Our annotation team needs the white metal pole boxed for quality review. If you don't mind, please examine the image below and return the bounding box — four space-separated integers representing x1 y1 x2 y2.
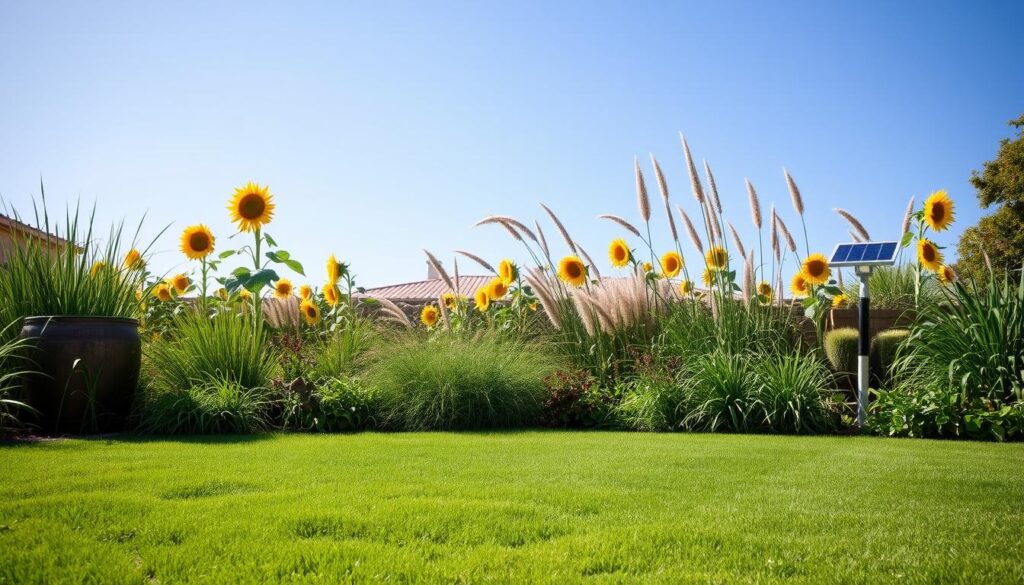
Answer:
857 270 870 427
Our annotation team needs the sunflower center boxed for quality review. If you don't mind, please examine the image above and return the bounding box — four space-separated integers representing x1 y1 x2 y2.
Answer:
931 204 945 222
189 232 211 251
614 248 626 261
238 193 267 220
923 246 935 262
566 263 581 278
807 260 825 277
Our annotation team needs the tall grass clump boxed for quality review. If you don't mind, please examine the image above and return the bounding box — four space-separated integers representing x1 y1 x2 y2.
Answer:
872 271 1024 440
0 323 38 435
840 265 939 311
137 378 274 434
755 352 834 434
0 197 157 344
370 332 560 430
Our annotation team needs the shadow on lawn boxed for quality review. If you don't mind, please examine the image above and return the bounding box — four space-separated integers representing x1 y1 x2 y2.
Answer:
0 432 277 448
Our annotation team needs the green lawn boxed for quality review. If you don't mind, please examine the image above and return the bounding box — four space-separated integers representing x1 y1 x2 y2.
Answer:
1 433 1022 584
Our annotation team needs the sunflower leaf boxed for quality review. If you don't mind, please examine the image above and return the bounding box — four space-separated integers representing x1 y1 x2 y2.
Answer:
824 286 842 295
232 266 251 278
219 250 237 259
263 233 278 247
243 269 280 292
900 232 914 248
265 251 305 275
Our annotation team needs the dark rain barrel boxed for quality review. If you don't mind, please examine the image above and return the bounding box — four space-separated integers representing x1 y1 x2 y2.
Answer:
19 316 141 434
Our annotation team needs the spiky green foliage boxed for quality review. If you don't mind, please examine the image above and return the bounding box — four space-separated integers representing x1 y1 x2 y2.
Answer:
840 265 940 311
307 318 375 382
682 350 757 432
0 323 38 435
823 327 859 375
661 300 795 360
615 376 686 432
370 332 561 430
755 352 835 434
137 378 273 434
144 311 279 393
0 197 158 345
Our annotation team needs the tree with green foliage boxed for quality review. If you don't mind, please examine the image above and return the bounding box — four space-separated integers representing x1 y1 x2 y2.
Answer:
956 114 1024 283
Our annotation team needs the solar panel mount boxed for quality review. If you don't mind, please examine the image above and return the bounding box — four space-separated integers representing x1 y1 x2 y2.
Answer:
829 241 899 267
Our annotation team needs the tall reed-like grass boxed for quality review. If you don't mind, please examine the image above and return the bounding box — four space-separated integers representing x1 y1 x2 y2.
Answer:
0 323 38 434
0 197 160 343
840 265 940 311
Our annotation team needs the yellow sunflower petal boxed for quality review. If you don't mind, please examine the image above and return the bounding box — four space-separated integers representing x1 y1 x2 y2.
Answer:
558 256 588 287
923 189 954 232
180 224 215 260
228 181 274 232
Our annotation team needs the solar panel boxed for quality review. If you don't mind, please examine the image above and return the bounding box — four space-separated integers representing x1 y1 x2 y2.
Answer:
829 241 899 267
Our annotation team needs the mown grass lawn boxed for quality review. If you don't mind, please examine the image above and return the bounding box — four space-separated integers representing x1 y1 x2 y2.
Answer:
1 432 1022 584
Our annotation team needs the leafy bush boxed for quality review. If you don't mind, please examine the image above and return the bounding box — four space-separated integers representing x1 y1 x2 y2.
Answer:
872 271 1024 440
137 378 273 434
279 377 378 432
616 375 686 432
824 327 858 377
871 329 908 384
540 370 615 428
370 333 560 430
145 311 279 393
755 353 834 434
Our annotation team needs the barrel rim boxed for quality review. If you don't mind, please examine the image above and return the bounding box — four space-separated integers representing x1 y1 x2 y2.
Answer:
21 315 140 327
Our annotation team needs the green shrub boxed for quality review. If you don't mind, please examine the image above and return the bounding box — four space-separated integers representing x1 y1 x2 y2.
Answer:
307 319 375 381
137 378 273 434
871 329 908 384
370 333 560 430
754 353 834 434
840 265 940 310
662 301 795 361
682 350 757 433
539 370 615 428
872 270 1024 440
616 375 686 432
145 311 279 393
0 199 154 345
279 377 378 432
823 327 858 376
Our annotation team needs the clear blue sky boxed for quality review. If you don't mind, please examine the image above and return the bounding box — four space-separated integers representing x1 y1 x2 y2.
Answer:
2 1 1022 288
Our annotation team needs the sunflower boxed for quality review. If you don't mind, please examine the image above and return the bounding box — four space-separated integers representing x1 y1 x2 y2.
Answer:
420 304 440 328
937 265 956 286
228 181 275 232
800 253 831 285
168 273 190 295
442 292 458 309
123 249 144 271
528 301 538 312
487 277 509 300
790 274 810 298
323 283 341 306
474 287 490 312
180 224 215 260
705 246 727 271
679 279 694 296
239 289 253 302
917 239 943 272
299 284 313 300
923 189 954 232
702 267 714 287
326 254 341 285
152 283 173 302
217 288 229 301
660 251 683 278
558 256 588 287
832 293 848 308
757 281 773 303
608 239 631 268
273 278 294 299
299 299 321 325
89 261 107 277
642 262 653 273
498 259 518 285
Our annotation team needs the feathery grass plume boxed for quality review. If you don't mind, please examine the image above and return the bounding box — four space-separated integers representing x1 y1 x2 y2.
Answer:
534 220 551 260
784 168 804 215
837 268 845 289
742 250 755 303
705 200 721 243
727 221 746 259
575 241 601 280
437 294 450 330
901 196 915 235
571 292 597 336
263 297 300 330
849 230 863 243
455 250 495 273
474 215 538 243
525 269 561 329
745 179 762 229
634 158 651 222
452 257 461 297
834 208 871 241
677 205 704 254
423 249 456 292
775 215 797 253
703 159 722 214
679 133 706 204
651 154 679 242
597 214 642 237
540 202 578 254
368 295 413 328
982 245 993 273
769 204 779 257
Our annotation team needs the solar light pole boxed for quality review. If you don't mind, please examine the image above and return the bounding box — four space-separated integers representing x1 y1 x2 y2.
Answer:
828 241 899 429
